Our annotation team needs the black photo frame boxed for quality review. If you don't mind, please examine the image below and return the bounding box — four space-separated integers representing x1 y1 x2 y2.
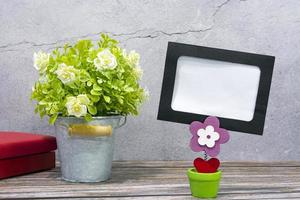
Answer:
157 42 275 135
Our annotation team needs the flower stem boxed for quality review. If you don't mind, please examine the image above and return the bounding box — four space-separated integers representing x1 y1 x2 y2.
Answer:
204 151 208 161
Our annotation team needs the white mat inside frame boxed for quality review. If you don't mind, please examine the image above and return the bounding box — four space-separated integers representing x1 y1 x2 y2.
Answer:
171 56 261 122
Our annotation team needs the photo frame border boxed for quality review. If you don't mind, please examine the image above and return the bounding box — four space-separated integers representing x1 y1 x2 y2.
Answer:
157 42 275 135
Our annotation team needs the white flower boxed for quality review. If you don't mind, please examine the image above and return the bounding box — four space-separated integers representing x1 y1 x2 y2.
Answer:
55 63 78 84
127 50 143 78
66 95 90 117
197 125 220 148
127 50 140 67
93 49 117 71
77 94 90 105
33 51 50 73
134 66 143 79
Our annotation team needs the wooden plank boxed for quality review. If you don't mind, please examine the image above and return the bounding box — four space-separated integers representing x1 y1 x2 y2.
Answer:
0 161 299 199
112 161 300 168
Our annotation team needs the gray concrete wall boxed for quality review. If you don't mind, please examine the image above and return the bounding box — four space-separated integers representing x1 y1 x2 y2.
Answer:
1 0 299 161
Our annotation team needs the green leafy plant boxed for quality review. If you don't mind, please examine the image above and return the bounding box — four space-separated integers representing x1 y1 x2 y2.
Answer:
31 34 148 124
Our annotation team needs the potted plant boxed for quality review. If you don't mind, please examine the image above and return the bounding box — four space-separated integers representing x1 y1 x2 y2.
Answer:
187 116 230 198
31 34 148 182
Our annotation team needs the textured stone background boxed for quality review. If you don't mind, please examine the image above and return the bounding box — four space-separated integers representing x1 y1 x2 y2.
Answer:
1 0 299 161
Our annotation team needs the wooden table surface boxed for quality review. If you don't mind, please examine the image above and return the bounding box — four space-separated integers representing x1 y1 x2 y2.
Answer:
0 161 299 199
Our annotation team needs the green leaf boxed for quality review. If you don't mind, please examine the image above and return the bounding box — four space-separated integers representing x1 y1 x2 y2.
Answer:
103 96 111 103
117 97 124 104
124 86 134 92
84 113 93 121
49 114 58 125
38 100 48 105
97 79 103 84
88 105 97 115
88 95 100 102
93 84 102 91
34 106 39 114
91 89 101 96
87 81 93 87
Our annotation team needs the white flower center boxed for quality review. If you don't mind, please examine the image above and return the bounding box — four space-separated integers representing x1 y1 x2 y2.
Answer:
197 125 220 148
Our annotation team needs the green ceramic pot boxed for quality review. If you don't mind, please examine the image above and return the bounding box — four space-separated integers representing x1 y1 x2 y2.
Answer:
187 168 221 198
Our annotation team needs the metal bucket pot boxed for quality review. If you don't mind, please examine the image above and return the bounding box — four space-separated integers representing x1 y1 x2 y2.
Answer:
55 116 126 182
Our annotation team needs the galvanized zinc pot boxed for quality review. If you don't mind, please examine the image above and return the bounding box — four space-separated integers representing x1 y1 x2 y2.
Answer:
55 116 126 182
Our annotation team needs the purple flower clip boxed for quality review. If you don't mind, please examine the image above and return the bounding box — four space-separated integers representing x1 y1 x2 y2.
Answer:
189 116 230 157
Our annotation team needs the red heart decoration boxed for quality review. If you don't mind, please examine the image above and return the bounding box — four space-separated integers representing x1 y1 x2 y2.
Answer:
193 157 220 173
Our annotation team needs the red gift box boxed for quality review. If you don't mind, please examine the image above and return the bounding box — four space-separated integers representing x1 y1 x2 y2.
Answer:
0 131 57 179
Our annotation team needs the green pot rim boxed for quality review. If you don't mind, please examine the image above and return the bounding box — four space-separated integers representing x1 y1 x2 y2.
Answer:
187 168 221 181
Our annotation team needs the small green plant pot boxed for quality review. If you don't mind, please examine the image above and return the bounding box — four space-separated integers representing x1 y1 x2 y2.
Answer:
187 168 222 198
